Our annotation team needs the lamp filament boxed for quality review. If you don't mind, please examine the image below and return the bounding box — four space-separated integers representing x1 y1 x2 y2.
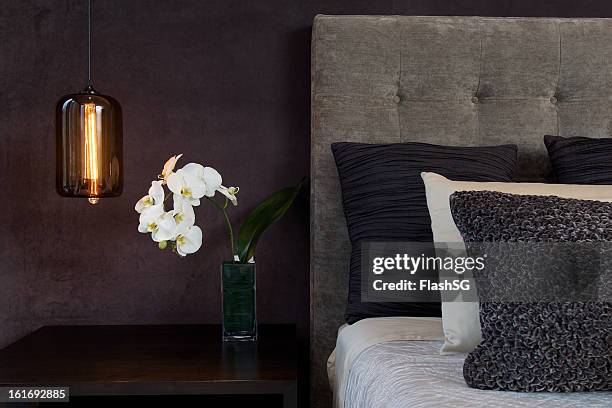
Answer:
84 103 99 204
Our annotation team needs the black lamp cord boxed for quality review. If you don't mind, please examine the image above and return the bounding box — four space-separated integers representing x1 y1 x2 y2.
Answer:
87 0 92 86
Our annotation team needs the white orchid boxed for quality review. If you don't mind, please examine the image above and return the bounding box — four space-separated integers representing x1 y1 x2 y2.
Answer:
167 163 224 207
173 194 196 232
167 164 205 206
201 166 223 196
154 211 181 242
137 204 164 234
134 180 164 213
218 186 239 206
160 154 183 183
176 225 203 256
138 205 183 243
136 155 242 258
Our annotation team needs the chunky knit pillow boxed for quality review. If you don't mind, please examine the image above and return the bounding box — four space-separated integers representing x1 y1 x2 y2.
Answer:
450 190 611 392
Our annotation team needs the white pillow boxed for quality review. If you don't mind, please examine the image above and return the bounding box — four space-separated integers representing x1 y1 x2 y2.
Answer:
421 172 612 354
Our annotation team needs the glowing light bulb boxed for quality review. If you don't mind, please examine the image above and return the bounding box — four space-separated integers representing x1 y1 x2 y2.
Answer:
56 85 123 202
83 103 99 203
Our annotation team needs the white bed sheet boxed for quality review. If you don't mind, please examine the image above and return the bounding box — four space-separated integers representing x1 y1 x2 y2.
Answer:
329 317 612 408
328 316 444 408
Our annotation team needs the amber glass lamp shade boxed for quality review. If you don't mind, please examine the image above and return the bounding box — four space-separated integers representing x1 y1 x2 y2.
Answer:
56 85 123 204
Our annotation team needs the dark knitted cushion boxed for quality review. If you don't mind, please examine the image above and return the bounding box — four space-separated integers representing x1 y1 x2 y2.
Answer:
545 135 612 185
332 142 518 324
450 191 611 392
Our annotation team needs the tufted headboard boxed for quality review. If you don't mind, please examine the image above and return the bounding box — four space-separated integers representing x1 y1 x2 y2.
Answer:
309 15 611 407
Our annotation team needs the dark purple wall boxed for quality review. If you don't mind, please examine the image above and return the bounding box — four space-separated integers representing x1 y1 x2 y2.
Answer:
1 0 610 366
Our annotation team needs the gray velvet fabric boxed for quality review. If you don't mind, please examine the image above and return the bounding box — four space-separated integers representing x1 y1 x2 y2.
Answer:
310 15 612 407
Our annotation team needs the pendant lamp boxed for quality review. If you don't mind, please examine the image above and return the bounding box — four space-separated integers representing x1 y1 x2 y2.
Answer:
56 0 123 205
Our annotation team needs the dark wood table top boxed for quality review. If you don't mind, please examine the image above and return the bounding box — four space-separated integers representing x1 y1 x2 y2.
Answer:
0 324 297 397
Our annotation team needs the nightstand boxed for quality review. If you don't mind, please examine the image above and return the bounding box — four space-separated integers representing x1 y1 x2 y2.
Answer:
0 324 297 407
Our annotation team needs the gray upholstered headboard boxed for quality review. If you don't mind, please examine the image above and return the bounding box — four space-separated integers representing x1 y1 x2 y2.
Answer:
309 15 611 407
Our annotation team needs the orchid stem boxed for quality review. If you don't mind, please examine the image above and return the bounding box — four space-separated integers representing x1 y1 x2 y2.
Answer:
206 196 236 262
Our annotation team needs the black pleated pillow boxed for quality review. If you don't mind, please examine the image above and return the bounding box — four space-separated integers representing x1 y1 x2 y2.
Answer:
331 142 518 324
544 135 612 184
451 191 611 393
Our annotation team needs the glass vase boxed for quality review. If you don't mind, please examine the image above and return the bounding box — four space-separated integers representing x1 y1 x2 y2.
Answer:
221 262 257 341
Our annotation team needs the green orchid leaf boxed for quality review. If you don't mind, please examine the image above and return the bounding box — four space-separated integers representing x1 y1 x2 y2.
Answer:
236 179 304 263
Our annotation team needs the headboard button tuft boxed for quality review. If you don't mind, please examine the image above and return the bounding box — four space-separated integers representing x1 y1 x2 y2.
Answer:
393 95 401 103
550 96 558 104
471 96 479 104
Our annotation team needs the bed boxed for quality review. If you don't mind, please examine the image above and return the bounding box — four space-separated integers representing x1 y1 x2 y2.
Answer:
329 317 611 408
309 15 612 408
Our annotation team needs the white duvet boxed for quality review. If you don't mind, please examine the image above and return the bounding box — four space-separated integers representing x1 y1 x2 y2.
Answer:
329 317 612 408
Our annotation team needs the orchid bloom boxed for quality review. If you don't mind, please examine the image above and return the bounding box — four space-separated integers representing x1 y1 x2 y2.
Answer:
151 211 179 242
167 165 206 206
218 186 239 206
173 194 196 232
137 155 239 258
137 204 164 234
160 154 183 183
176 225 203 256
201 166 223 196
167 163 223 206
135 181 164 213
